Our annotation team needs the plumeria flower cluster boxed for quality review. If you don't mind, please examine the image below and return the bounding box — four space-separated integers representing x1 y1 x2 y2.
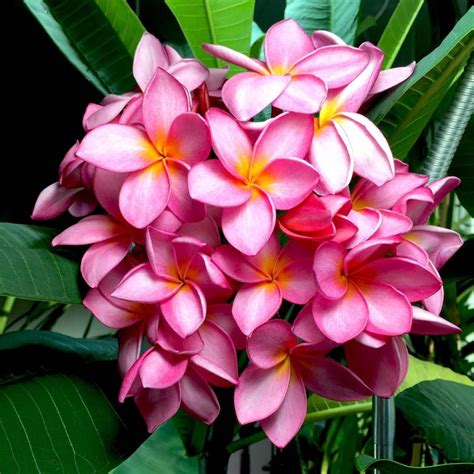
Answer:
33 19 463 448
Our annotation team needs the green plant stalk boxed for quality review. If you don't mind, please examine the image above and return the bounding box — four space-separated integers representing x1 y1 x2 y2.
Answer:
226 400 372 453
0 296 16 334
373 397 395 474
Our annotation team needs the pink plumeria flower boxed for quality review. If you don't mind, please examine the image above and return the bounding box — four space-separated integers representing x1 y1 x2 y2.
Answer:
212 234 316 335
203 19 369 120
112 229 230 338
310 43 396 194
235 320 371 447
32 143 97 220
77 68 211 228
312 238 442 343
189 109 320 255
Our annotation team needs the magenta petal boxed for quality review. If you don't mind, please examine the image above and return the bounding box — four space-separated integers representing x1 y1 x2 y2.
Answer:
295 353 372 400
207 304 247 350
222 188 276 256
312 284 369 343
260 367 307 448
119 162 171 229
135 385 181 432
313 241 348 300
211 245 265 283
234 361 291 424
118 323 144 375
161 282 207 338
139 349 188 389
112 263 181 303
222 72 290 121
345 337 408 397
272 74 327 113
233 281 282 336
292 303 337 348
78 124 157 172
180 368 220 424
119 348 151 401
276 260 316 304
257 158 320 210
191 320 238 385
411 306 461 335
247 320 295 369
32 183 81 220
81 237 131 288
346 208 382 247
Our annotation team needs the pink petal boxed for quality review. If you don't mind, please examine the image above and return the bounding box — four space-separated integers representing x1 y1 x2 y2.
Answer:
233 281 282 335
345 236 400 272
145 229 180 280
93 169 127 218
410 306 460 335
207 304 247 350
256 158 320 210
81 237 131 288
161 282 206 338
154 318 204 355
355 330 389 348
354 281 412 336
202 43 269 74
133 32 169 91
247 320 295 369
52 215 125 246
253 112 314 169
167 59 210 91
292 45 369 88
312 283 369 343
166 112 211 164
346 208 382 247
371 210 413 239
260 367 307 448
178 216 220 248
313 241 348 300
272 74 327 113
68 191 97 217
188 160 251 207
222 188 276 256
167 160 206 222
119 348 151 401
369 62 416 97
310 120 353 194
264 19 314 73
32 183 81 220
276 260 316 304
429 176 460 207
294 351 372 400
112 263 181 303
136 385 181 432
345 337 408 397
180 368 220 424
191 320 238 385
211 245 265 283
311 30 345 47
119 161 171 228
85 94 137 130
78 124 158 172
337 113 394 185
206 108 253 178
142 68 190 148
140 349 188 389
234 360 291 424
118 323 144 375
353 257 442 302
222 72 291 121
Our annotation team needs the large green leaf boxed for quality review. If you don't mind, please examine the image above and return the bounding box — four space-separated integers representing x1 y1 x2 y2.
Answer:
356 454 473 473
0 224 82 304
397 380 474 462
367 8 474 160
0 337 146 473
111 421 199 474
377 0 424 69
24 0 145 94
164 0 255 73
285 0 361 45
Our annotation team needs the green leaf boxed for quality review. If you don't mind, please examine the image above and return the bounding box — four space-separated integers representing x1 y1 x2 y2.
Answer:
111 421 199 474
356 454 473 473
24 0 145 94
0 330 117 361
164 0 256 74
306 395 372 422
377 0 425 69
0 223 82 304
367 8 474 160
172 409 208 457
397 380 474 461
450 117 474 216
0 339 146 473
285 0 361 45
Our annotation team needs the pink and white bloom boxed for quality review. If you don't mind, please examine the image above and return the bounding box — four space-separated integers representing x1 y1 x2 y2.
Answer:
78 68 211 228
212 234 316 334
235 320 371 447
189 109 319 255
203 19 369 120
